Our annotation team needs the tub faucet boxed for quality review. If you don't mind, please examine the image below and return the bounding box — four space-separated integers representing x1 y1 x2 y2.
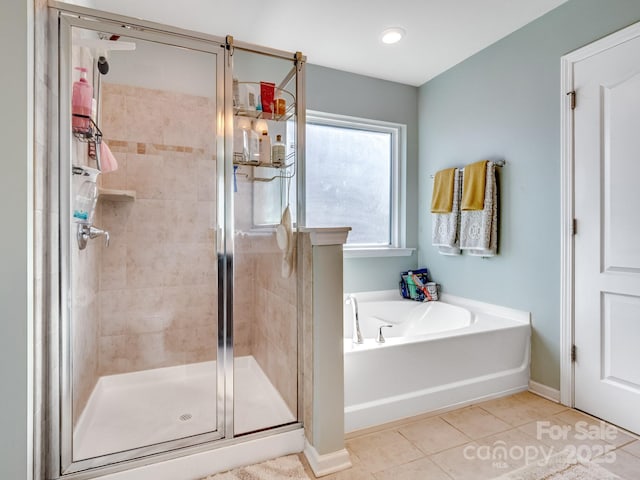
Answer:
345 294 363 344
376 325 393 344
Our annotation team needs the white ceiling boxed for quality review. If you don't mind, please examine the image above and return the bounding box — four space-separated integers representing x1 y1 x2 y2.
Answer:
65 0 569 86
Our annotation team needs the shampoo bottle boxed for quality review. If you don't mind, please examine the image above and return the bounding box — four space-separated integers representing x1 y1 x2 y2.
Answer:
259 130 271 164
271 134 285 167
72 67 93 132
274 96 286 117
248 129 260 164
234 117 252 163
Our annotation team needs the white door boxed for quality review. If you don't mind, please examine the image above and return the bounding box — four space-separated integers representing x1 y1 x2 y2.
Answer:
573 29 640 435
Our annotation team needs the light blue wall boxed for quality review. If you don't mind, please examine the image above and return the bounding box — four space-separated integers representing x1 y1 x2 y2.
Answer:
306 64 419 292
418 0 640 389
0 0 33 478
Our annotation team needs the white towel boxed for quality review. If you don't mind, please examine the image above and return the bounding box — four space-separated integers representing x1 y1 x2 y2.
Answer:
460 162 498 257
432 169 462 255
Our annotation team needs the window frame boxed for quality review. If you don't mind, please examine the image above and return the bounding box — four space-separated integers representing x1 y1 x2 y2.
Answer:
305 110 412 257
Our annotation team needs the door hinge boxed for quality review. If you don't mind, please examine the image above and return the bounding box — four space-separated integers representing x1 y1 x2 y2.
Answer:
571 344 577 362
567 91 576 110
225 35 234 51
572 218 577 235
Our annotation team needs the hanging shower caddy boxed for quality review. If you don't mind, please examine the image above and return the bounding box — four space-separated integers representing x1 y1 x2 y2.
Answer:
232 82 297 183
72 113 102 164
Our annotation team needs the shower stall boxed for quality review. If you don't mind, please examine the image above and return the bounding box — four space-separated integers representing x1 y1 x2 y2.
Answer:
48 4 305 478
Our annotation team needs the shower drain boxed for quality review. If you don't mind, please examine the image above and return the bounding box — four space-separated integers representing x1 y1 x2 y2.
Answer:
179 413 192 421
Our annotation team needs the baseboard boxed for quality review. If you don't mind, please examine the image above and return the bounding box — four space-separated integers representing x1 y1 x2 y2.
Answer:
529 380 561 403
303 441 352 477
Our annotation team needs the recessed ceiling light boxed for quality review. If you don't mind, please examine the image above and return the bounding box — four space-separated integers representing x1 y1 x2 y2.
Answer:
381 27 405 45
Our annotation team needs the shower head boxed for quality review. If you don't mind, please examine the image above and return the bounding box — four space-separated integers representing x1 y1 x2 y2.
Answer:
97 56 109 75
76 37 136 75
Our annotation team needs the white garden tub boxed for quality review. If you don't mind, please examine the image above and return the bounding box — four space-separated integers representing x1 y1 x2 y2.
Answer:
343 290 530 432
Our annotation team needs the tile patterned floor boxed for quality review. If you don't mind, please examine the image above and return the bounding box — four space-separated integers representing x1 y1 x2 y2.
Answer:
304 392 640 480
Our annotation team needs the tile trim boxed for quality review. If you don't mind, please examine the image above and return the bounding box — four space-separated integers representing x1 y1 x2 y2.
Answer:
104 138 206 155
299 227 351 246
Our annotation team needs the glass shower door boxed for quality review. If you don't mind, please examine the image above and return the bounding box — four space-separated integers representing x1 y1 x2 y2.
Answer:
230 48 299 436
54 8 304 477
59 13 225 472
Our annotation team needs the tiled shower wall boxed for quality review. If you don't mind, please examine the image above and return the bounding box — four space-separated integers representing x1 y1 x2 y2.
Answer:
71 45 102 426
233 168 298 415
252 235 298 415
98 83 218 374
234 234 256 357
97 81 297 416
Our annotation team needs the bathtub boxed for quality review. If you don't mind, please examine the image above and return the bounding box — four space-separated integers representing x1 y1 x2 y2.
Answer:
343 290 530 432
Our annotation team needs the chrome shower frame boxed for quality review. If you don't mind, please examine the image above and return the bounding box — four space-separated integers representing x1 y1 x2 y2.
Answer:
47 3 303 479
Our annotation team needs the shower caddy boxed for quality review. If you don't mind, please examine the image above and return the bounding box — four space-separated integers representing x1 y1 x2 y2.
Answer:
232 64 299 183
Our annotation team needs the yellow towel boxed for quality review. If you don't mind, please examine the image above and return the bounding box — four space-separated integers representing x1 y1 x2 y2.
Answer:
461 160 489 210
430 168 457 213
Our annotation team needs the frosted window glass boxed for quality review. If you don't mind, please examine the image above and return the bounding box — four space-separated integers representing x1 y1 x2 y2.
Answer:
306 123 392 245
252 119 297 227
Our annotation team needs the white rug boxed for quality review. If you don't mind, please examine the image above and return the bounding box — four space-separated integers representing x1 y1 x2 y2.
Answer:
201 455 311 480
496 451 621 480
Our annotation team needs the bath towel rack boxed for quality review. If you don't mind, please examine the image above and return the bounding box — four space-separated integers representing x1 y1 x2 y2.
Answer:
430 159 505 178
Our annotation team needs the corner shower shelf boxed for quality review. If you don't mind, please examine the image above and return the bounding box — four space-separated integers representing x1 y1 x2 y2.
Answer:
233 82 295 122
98 187 136 202
233 153 296 183
234 108 295 123
232 159 294 169
232 79 296 183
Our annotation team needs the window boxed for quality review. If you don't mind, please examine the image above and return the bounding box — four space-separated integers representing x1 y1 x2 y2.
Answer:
251 120 297 228
306 111 408 253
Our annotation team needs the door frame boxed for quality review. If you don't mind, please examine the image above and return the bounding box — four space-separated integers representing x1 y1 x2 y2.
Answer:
559 20 640 407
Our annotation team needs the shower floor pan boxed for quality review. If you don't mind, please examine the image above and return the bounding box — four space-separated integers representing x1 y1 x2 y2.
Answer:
73 355 296 460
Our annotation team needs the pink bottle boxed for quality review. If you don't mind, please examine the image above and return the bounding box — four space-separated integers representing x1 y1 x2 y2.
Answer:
72 67 93 132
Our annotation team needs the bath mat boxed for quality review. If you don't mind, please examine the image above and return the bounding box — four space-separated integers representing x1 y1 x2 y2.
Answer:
200 454 311 480
495 450 621 480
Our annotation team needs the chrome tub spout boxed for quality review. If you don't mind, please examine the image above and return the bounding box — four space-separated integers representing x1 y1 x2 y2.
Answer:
346 294 363 344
